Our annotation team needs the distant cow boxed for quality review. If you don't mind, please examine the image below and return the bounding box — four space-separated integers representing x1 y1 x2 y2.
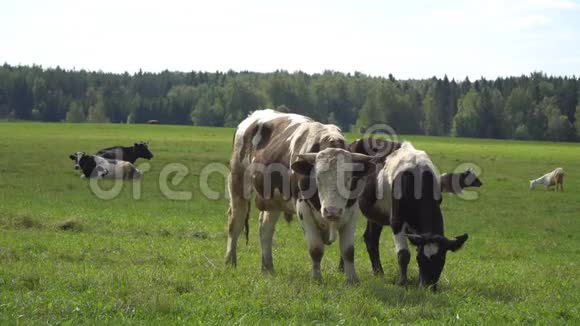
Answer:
72 153 141 179
440 168 483 193
96 142 153 163
530 168 564 191
147 120 160 124
226 109 374 284
351 140 468 290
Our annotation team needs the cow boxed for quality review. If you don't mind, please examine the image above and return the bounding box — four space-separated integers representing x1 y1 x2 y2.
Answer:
69 151 87 170
350 139 468 291
96 142 153 163
440 168 483 193
73 153 141 179
225 109 374 284
147 120 160 124
529 167 564 191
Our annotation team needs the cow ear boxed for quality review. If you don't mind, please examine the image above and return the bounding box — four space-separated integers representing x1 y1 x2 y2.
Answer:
445 234 468 252
291 160 313 176
69 155 76 160
407 234 426 246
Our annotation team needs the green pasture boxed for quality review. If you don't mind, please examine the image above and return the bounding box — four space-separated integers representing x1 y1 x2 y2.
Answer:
0 122 578 324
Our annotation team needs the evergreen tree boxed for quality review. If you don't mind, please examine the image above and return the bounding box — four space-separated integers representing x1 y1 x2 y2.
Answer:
453 87 481 138
66 101 86 123
87 98 110 123
0 63 579 142
423 90 442 135
12 77 33 120
574 104 580 139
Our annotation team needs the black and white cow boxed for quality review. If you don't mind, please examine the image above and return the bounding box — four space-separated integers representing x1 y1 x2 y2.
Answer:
70 153 141 179
440 168 483 193
69 151 87 170
96 142 153 163
226 109 374 283
351 139 468 290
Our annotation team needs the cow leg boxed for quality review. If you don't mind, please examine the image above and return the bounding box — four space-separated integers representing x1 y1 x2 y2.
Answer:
363 220 385 275
259 210 280 273
297 201 325 282
225 199 249 266
339 209 360 285
393 227 410 286
225 172 251 266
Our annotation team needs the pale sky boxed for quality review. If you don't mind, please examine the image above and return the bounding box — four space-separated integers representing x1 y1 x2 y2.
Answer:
1 0 579 80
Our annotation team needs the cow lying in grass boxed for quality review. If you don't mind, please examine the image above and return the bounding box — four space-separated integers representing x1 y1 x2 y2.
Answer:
440 168 483 193
69 152 141 179
349 138 468 290
530 168 564 191
96 142 154 163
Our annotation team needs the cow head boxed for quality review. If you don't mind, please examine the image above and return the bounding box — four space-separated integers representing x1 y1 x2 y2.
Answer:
407 233 468 290
462 168 482 187
291 148 374 221
69 152 86 170
134 142 153 160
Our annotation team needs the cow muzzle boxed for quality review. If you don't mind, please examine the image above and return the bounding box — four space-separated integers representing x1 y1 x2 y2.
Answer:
322 207 344 221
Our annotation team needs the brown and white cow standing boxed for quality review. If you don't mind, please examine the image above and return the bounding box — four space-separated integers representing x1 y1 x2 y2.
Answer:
226 109 374 283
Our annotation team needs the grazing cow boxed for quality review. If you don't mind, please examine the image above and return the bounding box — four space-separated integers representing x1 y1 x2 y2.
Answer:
74 153 141 179
96 142 153 163
440 168 483 193
226 109 374 283
530 168 564 191
351 140 468 290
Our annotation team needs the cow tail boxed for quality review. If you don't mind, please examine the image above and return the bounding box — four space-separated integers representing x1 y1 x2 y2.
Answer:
244 202 250 245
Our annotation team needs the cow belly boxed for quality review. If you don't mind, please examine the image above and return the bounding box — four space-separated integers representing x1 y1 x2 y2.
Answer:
101 164 129 179
255 192 295 215
362 175 392 225
363 200 391 226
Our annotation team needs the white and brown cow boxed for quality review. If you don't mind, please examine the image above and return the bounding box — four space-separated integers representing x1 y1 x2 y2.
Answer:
226 109 374 283
351 140 468 290
529 167 564 191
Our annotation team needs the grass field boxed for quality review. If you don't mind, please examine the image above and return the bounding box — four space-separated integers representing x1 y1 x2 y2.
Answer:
0 122 579 324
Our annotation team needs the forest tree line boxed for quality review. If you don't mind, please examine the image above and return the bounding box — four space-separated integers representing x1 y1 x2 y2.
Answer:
1 63 579 142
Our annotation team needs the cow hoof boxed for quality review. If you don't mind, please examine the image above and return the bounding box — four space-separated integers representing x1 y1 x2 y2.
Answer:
261 266 274 274
313 274 323 284
261 257 274 273
346 276 360 285
224 255 237 267
396 278 408 286
372 268 384 276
